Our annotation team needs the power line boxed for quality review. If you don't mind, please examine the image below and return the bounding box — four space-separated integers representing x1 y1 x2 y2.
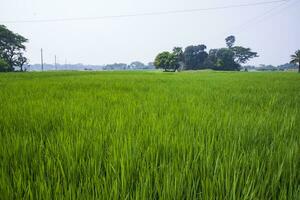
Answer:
250 0 298 23
0 0 288 24
214 0 294 39
233 0 297 34
238 3 288 28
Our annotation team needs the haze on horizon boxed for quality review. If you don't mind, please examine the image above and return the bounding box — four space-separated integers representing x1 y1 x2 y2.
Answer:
0 0 299 66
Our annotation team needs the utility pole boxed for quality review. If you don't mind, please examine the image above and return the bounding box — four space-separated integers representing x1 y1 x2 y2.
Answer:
54 55 57 70
65 58 67 70
41 48 44 71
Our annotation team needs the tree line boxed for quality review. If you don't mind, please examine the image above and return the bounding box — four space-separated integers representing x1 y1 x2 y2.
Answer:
1 24 299 73
154 36 259 72
154 36 300 72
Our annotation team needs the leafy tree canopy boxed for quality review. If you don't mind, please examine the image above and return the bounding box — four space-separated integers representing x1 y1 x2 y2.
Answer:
172 47 184 70
0 25 28 71
232 46 258 64
183 45 208 70
204 36 258 70
154 47 185 71
154 51 172 71
215 48 240 71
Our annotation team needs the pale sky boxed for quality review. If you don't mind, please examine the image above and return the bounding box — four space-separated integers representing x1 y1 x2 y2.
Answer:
0 0 299 66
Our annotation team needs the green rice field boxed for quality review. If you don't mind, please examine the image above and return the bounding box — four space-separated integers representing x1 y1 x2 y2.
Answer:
0 71 299 199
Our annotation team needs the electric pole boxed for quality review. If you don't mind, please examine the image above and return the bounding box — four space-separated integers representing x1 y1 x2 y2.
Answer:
41 48 44 71
55 55 57 70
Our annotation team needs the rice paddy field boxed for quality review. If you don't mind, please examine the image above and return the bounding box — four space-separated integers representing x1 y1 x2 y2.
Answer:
0 71 299 199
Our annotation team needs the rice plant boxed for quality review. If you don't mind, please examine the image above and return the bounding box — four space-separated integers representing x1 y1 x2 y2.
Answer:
0 71 299 199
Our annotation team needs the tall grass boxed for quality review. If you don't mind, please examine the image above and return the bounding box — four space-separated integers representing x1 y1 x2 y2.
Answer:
0 71 299 199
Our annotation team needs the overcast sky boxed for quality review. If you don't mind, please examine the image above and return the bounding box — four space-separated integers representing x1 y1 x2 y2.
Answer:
1 0 299 66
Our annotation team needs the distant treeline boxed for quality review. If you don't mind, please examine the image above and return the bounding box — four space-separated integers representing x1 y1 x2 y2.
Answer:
25 62 297 72
244 63 298 71
26 61 155 71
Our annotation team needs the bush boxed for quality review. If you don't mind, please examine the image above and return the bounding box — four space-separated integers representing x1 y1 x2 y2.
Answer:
0 59 10 72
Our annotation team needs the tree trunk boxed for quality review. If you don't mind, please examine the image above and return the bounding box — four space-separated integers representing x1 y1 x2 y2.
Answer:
9 63 14 72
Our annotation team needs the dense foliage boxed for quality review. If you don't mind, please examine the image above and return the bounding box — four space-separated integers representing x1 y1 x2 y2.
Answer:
0 71 299 199
154 36 258 71
0 25 28 72
0 58 9 72
154 48 183 71
183 45 208 70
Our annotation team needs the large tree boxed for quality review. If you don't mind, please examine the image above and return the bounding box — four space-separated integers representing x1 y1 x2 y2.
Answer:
208 36 258 70
215 48 240 71
154 48 184 72
172 47 184 70
0 25 28 71
225 35 258 65
290 50 300 73
184 45 208 70
204 49 218 69
154 52 173 71
232 46 258 64
173 47 184 60
204 48 240 71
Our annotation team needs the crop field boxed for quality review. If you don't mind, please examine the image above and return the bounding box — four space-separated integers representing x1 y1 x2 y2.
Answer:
0 71 299 199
